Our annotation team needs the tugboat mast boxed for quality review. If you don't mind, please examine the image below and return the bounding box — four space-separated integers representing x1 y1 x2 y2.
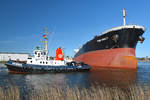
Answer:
43 28 48 56
123 8 126 26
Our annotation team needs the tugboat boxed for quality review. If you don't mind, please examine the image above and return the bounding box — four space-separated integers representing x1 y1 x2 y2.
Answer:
5 28 90 74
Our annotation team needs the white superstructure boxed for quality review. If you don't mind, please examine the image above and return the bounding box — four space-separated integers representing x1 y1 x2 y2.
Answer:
27 28 72 66
27 47 66 66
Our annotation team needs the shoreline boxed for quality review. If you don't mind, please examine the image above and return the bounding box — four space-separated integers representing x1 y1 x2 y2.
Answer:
137 60 150 62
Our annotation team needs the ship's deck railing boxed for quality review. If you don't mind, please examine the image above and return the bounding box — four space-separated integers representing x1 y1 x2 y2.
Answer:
102 25 145 34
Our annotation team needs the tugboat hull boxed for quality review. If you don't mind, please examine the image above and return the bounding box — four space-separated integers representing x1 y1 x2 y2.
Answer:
5 61 90 74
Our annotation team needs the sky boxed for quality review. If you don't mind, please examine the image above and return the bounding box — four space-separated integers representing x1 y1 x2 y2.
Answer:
0 0 150 57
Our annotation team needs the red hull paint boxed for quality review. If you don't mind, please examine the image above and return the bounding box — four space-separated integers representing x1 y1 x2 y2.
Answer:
74 48 137 70
9 70 29 74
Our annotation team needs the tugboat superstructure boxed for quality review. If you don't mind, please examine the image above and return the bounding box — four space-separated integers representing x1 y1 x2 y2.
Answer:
27 28 67 66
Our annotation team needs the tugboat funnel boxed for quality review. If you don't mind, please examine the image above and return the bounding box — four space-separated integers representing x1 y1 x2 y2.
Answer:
56 47 64 61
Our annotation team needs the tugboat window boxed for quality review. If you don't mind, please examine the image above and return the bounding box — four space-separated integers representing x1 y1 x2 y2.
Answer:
40 62 42 64
30 61 32 63
35 52 37 54
46 62 48 64
38 53 40 57
43 62 45 64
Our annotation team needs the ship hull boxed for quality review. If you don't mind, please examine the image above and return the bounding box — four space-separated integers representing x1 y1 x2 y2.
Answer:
74 25 145 70
74 48 137 70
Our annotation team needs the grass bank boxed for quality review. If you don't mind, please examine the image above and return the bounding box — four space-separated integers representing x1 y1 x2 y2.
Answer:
0 84 150 100
0 61 7 64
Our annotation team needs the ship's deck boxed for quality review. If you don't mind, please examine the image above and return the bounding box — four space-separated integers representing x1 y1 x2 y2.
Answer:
102 25 145 34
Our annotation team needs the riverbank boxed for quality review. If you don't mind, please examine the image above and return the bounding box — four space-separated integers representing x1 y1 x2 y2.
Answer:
0 84 150 100
137 57 150 62
0 61 6 64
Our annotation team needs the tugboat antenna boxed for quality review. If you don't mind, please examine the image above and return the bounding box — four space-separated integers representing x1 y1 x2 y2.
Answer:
123 8 126 26
43 27 48 55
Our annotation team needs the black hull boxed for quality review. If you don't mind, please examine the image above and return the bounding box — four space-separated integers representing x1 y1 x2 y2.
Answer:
5 61 90 74
75 26 145 58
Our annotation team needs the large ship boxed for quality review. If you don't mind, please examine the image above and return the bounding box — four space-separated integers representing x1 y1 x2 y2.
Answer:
74 8 145 70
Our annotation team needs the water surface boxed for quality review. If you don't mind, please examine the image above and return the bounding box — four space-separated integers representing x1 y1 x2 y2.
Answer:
0 62 150 97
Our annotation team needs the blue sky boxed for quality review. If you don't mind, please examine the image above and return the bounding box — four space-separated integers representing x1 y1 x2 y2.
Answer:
0 0 149 57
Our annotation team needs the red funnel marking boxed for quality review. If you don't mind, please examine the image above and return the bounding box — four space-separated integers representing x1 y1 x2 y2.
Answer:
56 48 64 61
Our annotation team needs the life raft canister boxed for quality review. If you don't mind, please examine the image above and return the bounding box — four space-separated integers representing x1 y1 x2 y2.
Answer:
56 48 64 61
